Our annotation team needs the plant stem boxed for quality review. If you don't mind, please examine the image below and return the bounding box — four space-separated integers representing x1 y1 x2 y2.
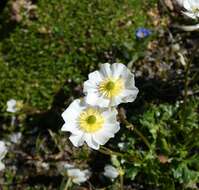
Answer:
182 43 198 126
99 146 139 163
133 127 150 149
64 178 71 190
98 147 112 156
183 57 191 114
122 119 150 149
100 146 124 157
119 172 124 190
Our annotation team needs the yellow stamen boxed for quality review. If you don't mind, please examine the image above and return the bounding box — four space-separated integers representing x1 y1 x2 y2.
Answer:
99 78 124 98
193 7 199 13
79 108 104 133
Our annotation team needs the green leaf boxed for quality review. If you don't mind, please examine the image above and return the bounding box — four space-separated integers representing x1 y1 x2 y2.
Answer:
126 167 139 180
173 163 199 184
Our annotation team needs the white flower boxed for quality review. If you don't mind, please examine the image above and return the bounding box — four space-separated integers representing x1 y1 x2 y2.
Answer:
57 162 74 173
6 99 17 113
64 163 75 169
40 162 49 170
57 162 91 184
61 99 120 150
182 0 199 19
103 165 119 179
67 168 91 184
0 141 8 171
9 132 22 144
11 116 16 126
177 24 199 31
83 63 138 108
118 142 125 150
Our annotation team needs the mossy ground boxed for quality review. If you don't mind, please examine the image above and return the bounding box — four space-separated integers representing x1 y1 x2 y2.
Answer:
0 0 154 110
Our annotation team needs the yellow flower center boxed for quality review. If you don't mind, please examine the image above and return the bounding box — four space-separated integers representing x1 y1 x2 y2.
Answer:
193 7 199 14
16 101 23 111
99 78 124 98
79 108 104 133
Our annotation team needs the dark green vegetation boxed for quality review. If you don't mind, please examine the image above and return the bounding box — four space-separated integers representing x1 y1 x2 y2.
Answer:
0 0 198 189
0 0 152 110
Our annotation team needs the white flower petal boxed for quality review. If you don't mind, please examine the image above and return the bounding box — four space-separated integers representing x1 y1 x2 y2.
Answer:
112 63 126 78
94 127 118 145
84 93 98 105
0 141 7 171
0 141 7 160
9 132 22 144
183 0 192 10
182 11 197 19
6 99 17 113
88 71 103 85
67 168 90 184
121 88 139 103
84 93 109 108
124 72 135 87
84 134 100 150
69 133 85 147
61 123 82 135
93 109 120 145
177 24 199 31
111 96 123 107
105 123 120 134
102 109 118 124
83 81 98 94
93 131 112 145
64 163 74 169
61 99 86 135
0 162 5 171
103 165 119 179
73 176 87 184
193 0 199 5
118 142 125 150
62 99 84 123
100 63 112 77
67 168 82 177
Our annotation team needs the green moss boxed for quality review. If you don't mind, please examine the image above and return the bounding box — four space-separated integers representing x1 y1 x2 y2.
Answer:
0 0 155 110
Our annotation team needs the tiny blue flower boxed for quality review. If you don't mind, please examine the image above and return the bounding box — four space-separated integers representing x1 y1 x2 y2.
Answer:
136 28 151 39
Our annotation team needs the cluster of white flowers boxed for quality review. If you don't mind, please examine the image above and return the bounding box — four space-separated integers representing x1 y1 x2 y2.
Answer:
9 132 22 144
175 0 199 31
67 168 91 184
61 63 138 150
59 162 91 184
59 162 118 184
181 0 199 19
6 99 23 113
0 141 7 171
